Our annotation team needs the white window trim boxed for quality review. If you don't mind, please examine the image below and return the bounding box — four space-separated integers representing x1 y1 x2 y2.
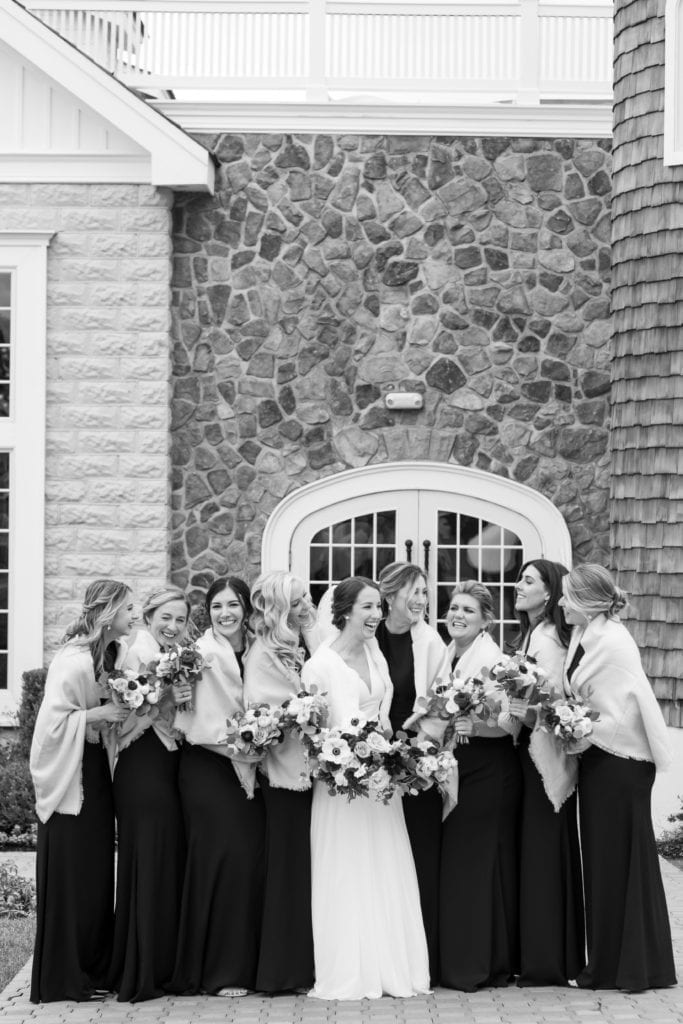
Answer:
262 461 573 572
0 230 52 725
664 0 683 165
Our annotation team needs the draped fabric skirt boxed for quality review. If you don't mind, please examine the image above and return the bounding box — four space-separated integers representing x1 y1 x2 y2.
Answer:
31 741 115 1003
440 736 522 991
255 777 314 993
109 729 185 1002
171 744 266 994
517 730 585 985
402 785 442 986
577 746 676 992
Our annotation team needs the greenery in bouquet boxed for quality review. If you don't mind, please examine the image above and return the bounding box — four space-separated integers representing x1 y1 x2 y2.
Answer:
538 697 599 752
152 641 207 712
411 673 496 745
396 733 458 796
279 686 329 737
105 668 164 717
224 702 285 760
304 716 404 805
489 652 553 705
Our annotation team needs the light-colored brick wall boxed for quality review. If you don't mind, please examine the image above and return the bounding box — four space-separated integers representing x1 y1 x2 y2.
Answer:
0 183 174 656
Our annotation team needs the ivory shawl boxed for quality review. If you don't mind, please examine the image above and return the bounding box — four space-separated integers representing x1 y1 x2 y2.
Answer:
117 629 178 753
301 641 394 731
242 636 309 791
565 614 672 771
409 619 448 708
30 640 125 823
525 621 577 813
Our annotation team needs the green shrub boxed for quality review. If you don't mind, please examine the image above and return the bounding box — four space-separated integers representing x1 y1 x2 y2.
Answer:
656 797 683 860
0 861 36 918
0 747 36 840
16 668 46 759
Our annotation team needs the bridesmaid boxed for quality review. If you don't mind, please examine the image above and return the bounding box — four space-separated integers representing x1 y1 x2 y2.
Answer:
560 564 676 992
30 580 132 1002
243 570 316 993
171 577 265 997
376 561 446 985
511 559 585 986
433 582 521 991
109 586 192 1002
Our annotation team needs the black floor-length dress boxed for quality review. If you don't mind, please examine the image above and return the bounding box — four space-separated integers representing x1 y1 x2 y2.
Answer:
31 741 115 1003
109 728 185 1002
254 777 314 992
577 746 676 991
171 744 265 994
440 735 522 990
377 620 441 985
517 727 585 985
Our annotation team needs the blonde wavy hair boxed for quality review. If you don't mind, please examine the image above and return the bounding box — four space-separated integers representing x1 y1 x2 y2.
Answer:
563 563 628 620
62 578 132 676
250 570 314 670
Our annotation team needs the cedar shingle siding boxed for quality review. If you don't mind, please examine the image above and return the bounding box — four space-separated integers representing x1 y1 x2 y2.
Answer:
612 0 683 722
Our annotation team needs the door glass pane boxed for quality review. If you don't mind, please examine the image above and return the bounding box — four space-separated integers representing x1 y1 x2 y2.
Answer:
307 510 397 606
435 510 522 651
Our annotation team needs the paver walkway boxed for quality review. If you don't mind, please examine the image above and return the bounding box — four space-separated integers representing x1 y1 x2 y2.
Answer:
2 859 683 1024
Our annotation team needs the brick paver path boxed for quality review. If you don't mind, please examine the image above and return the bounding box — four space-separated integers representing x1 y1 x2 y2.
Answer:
3 859 682 1024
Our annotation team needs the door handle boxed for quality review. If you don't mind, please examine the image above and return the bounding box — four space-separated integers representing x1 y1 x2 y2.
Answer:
423 540 431 573
404 539 413 563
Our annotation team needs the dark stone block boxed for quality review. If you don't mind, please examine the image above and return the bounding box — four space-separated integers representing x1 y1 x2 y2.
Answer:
322 209 344 239
206 284 231 324
554 383 572 403
576 398 606 424
435 330 458 354
541 358 570 381
440 310 468 330
485 248 509 270
231 251 255 270
564 172 585 200
537 193 563 211
172 257 192 288
193 256 209 284
238 439 260 464
546 331 575 358
522 379 552 402
452 433 478 465
570 198 602 226
364 221 391 244
557 426 608 461
555 139 575 159
327 153 345 177
454 246 482 269
207 470 231 495
464 412 498 435
539 272 562 292
279 420 304 440
412 293 439 315
581 370 610 397
355 384 380 409
258 399 283 427
510 231 538 252
259 233 282 261
472 309 497 330
483 178 505 204
235 338 261 360
515 455 539 481
518 335 540 353
299 342 330 375
481 138 510 161
215 218 242 247
424 224 445 246
383 261 419 287
527 152 563 192
185 473 211 508
449 225 476 246
425 357 466 394
376 241 404 273
365 152 387 179
546 209 573 234
279 385 296 414
309 443 337 469
215 135 245 163
274 138 311 170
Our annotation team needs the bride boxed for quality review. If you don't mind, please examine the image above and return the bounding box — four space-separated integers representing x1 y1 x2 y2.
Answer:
301 576 430 1000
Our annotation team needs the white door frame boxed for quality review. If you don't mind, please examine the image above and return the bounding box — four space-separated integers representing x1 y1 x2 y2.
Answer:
262 461 573 571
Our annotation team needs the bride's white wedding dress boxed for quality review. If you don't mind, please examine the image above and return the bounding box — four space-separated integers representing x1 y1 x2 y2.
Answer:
302 644 430 1000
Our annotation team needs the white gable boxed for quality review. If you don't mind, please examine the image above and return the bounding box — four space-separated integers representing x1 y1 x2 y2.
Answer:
0 0 213 190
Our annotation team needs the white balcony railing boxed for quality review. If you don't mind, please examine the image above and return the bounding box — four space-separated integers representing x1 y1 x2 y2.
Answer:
27 0 613 105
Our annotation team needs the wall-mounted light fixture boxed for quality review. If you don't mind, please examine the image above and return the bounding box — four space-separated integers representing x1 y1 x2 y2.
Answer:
384 392 424 411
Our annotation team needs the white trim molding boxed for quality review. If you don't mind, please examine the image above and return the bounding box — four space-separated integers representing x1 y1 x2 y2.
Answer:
664 0 683 164
0 230 53 725
0 0 214 190
155 99 612 138
262 461 573 572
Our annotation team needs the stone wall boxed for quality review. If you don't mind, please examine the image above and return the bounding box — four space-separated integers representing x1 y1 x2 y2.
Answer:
171 134 613 600
0 183 173 651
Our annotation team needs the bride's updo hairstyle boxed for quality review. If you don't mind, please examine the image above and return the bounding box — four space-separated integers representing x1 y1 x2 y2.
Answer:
449 580 496 631
331 577 379 631
563 563 628 620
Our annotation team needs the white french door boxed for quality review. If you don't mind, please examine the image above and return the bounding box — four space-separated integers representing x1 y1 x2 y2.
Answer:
265 462 572 650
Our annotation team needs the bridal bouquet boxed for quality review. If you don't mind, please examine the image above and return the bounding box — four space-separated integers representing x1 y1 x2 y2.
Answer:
223 702 285 759
304 716 404 805
489 652 552 706
152 641 207 712
105 668 164 717
410 673 496 745
279 686 329 737
396 734 458 797
538 697 599 753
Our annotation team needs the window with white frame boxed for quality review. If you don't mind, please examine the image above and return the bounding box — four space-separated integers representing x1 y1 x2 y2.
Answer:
0 233 50 723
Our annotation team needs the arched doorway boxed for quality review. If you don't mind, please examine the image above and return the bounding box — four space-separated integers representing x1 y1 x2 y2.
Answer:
262 462 572 648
